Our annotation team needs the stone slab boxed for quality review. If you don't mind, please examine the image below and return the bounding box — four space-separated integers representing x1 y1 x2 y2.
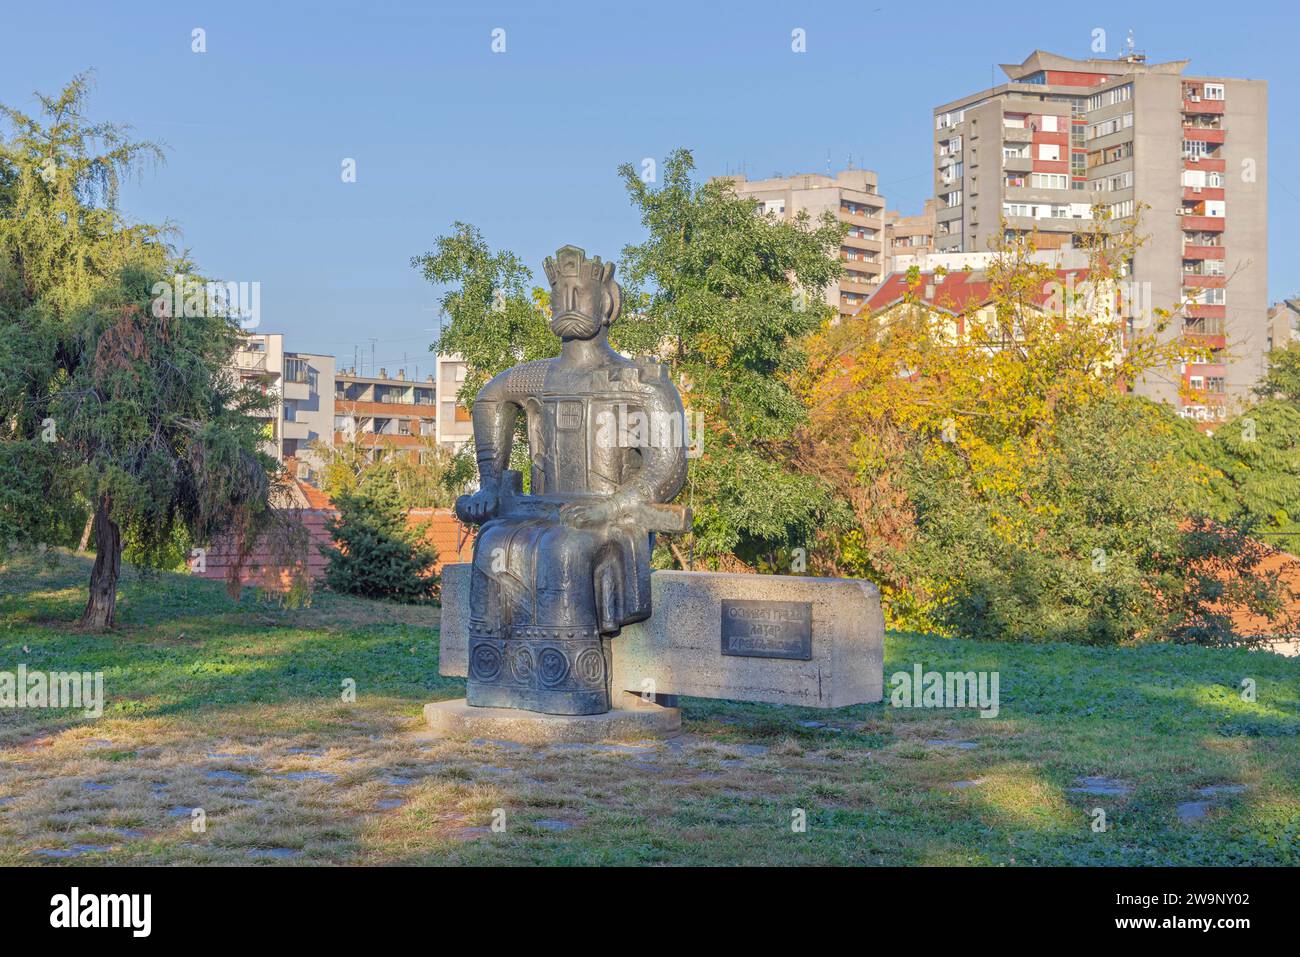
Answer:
437 563 883 709
424 697 681 744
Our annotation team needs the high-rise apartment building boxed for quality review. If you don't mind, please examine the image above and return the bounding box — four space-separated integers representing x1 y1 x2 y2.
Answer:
932 50 1268 419
720 170 887 320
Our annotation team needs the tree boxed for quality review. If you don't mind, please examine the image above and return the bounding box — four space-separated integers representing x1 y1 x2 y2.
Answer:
413 149 852 571
796 218 1290 644
0 75 276 628
1179 340 1300 554
320 469 439 603
313 433 471 509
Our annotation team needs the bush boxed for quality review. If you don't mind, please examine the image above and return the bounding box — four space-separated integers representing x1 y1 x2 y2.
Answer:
320 471 438 603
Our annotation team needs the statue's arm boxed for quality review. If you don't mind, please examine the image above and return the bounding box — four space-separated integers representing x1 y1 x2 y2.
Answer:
611 378 688 510
456 368 522 523
471 375 519 491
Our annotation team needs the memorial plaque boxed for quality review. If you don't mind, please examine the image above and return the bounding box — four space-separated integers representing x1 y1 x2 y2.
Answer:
720 600 813 660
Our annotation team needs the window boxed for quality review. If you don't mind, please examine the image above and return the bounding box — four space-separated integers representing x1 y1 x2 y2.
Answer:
284 357 309 384
1032 172 1068 190
1086 113 1133 141
1086 83 1132 111
1205 200 1225 217
1183 140 1209 158
1203 83 1224 100
946 190 962 208
1038 143 1060 162
1041 114 1059 133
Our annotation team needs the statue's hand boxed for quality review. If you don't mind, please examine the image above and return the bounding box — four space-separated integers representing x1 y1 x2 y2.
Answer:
560 499 617 528
456 487 499 525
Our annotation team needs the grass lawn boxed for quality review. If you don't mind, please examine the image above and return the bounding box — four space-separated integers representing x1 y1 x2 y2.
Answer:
1 550 1297 866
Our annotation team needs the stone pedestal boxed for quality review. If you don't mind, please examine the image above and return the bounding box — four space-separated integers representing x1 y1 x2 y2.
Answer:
424 695 680 744
437 563 884 710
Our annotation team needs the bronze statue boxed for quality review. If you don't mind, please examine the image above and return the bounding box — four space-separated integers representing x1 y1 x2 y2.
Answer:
454 245 689 715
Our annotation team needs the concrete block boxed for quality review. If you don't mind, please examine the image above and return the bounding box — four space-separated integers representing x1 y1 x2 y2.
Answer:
437 564 883 710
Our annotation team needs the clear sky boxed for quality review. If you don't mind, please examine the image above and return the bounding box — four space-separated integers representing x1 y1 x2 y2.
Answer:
3 0 1297 375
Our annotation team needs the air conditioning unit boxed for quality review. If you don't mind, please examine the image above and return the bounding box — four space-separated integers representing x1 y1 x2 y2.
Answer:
1189 156 1200 163
1193 187 1202 193
1189 94 1201 102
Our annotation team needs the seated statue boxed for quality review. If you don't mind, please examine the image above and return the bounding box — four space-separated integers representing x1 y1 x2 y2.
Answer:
454 245 689 715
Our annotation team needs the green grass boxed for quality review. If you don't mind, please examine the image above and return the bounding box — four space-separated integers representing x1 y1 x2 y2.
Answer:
1 550 1297 865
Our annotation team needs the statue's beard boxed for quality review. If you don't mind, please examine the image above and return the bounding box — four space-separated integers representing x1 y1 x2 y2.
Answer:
551 313 602 340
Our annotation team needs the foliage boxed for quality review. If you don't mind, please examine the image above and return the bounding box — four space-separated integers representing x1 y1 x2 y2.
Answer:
797 221 1289 644
321 469 438 603
0 75 276 627
313 433 470 509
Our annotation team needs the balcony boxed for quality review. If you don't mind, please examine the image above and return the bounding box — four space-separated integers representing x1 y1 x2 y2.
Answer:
1183 98 1225 114
282 380 310 401
838 209 882 229
1181 215 1225 232
1183 127 1226 144
841 234 882 254
1185 304 1226 320
1002 155 1033 173
1182 272 1226 288
1182 186 1224 202
1183 157 1225 173
1003 127 1034 143
234 351 270 373
1185 315 1226 335
840 271 878 290
281 419 310 440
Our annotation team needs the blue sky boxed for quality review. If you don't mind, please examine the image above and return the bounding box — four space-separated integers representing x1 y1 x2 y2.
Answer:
3 0 1297 374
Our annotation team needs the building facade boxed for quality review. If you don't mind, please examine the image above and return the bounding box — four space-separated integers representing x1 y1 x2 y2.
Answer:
1268 298 1300 355
932 50 1268 419
719 170 887 320
884 199 938 274
333 354 471 460
232 334 335 472
234 336 471 481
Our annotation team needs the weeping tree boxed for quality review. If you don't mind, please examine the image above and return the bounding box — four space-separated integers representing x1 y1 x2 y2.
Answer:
1 74 277 628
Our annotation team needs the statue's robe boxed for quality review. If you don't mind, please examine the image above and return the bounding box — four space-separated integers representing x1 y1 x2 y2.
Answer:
462 355 688 714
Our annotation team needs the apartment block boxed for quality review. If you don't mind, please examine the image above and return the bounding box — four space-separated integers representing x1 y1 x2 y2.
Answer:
720 170 887 319
884 199 938 273
333 354 471 460
233 334 335 472
932 50 1268 419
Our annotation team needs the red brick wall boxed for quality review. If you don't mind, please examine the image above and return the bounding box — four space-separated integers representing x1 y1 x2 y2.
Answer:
194 506 473 590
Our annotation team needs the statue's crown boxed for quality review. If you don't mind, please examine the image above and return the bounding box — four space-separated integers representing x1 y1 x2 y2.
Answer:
543 244 614 293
